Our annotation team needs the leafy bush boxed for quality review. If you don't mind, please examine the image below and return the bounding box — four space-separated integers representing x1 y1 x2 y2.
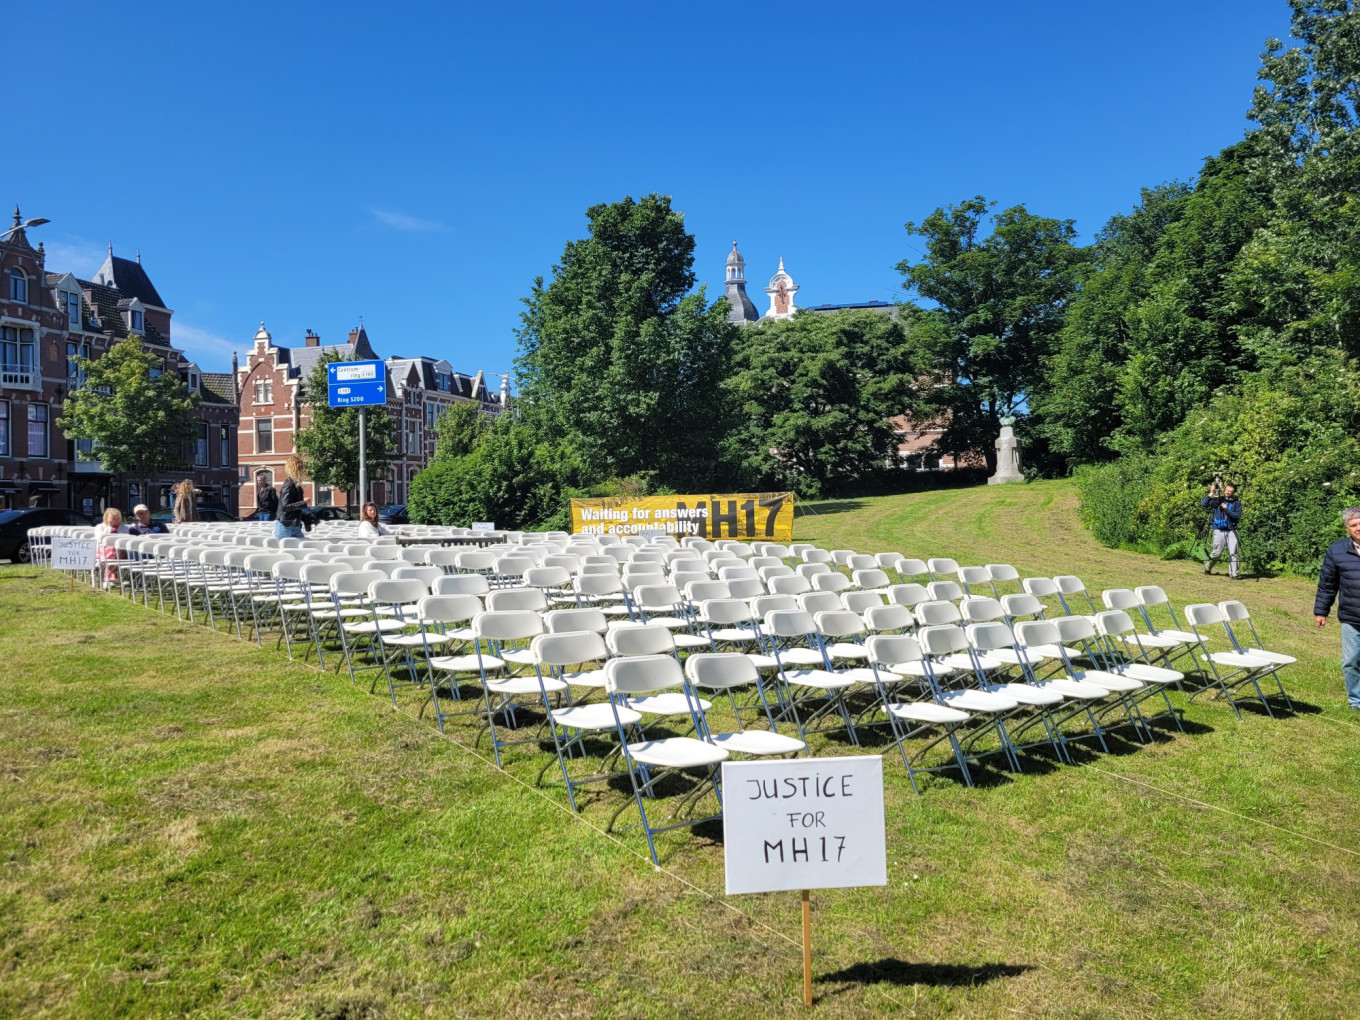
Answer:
1077 351 1360 575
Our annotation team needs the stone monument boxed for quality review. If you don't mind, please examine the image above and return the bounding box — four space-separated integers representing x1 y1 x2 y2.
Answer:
988 416 1024 485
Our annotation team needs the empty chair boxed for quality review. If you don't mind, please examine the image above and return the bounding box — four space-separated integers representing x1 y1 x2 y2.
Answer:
987 563 1020 588
575 572 633 618
897 558 930 580
717 565 759 583
852 568 891 594
926 580 964 602
801 548 833 565
426 548 461 573
888 583 931 609
725 576 766 600
685 653 806 757
830 549 856 567
796 562 833 581
684 579 732 605
361 559 402 577
812 572 853 594
486 587 549 613
433 573 491 597
525 565 575 605
544 607 609 636
927 557 959 578
696 599 775 669
915 624 1022 772
1134 586 1201 644
632 585 709 649
1022 576 1062 601
963 622 1070 762
1053 575 1097 614
798 591 845 618
845 554 878 571
462 610 555 767
1092 610 1186 731
1045 616 1151 743
957 566 996 597
1218 600 1297 692
757 564 795 582
769 574 813 596
863 603 916 635
1183 603 1283 718
1101 589 1189 661
749 556 783 571
763 608 857 742
392 564 444 589
398 547 430 564
843 590 886 615
606 622 680 659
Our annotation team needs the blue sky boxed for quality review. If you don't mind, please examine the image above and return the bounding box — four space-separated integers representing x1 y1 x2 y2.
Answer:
11 0 1293 377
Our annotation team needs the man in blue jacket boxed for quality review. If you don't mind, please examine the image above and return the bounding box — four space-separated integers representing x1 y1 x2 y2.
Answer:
1313 507 1360 710
1201 481 1242 578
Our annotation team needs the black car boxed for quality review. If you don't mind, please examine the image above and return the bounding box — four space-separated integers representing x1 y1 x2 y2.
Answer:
242 505 355 523
0 507 95 563
378 504 409 524
150 502 239 523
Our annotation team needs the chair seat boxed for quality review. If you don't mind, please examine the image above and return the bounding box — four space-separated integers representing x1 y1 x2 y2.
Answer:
1203 651 1273 669
825 642 868 660
671 633 711 649
782 669 856 690
835 667 882 685
887 702 971 725
487 675 568 696
1153 629 1199 644
502 648 536 665
989 647 1045 666
708 730 806 756
430 653 504 673
776 648 825 667
625 693 713 716
551 702 640 731
1071 669 1144 693
1117 631 1183 650
562 668 607 689
1113 663 1183 685
746 653 780 670
626 736 729 769
1023 643 1084 659
980 681 1065 706
642 616 691 630
384 631 455 648
710 627 756 644
343 618 408 635
887 660 958 678
1031 677 1108 700
938 689 1018 713
309 607 371 620
941 651 1006 672
1248 649 1295 666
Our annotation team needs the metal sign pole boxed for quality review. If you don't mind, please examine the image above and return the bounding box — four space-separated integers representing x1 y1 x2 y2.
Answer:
358 406 368 508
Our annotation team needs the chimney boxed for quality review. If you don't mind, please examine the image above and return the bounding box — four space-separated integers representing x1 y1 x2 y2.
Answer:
305 329 320 348
348 326 362 344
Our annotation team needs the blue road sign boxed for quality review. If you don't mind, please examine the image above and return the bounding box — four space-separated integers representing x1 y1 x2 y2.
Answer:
327 360 387 408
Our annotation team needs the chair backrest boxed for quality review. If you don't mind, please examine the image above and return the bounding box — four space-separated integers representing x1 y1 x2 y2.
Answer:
1094 609 1136 637
852 568 890 589
798 591 844 616
1134 585 1171 607
273 559 307 582
417 594 483 625
581 562 621 576
812 572 852 593
928 557 959 575
926 580 963 602
543 554 582 573
370 578 429 605
575 573 624 596
726 577 766 600
842 590 885 615
300 561 347 586
605 623 676 656
331 569 387 597
987 563 1020 582
1001 592 1044 619
367 544 401 561
750 594 798 618
244 553 290 576
966 621 1018 653
605 654 685 696
1014 619 1060 648
764 609 816 639
915 600 962 626
473 609 544 642
888 583 931 608
456 550 497 571
1218 599 1251 622
698 598 755 626
1053 574 1087 595
1101 588 1140 611
685 652 759 690
432 573 491 596
717 565 760 582
863 603 915 633
635 584 683 612
1022 577 1060 598
525 566 571 589
815 609 866 639
1183 603 1225 627
749 556 783 570
865 633 923 668
361 560 402 577
957 566 992 588
399 547 429 564
898 558 929 577
918 623 967 656
485 587 549 613
801 548 833 564
757 565 795 582
532 630 607 668
544 607 608 634
769 574 812 596
1051 615 1096 642
960 596 1005 623
671 569 712 590
797 562 832 580
392 565 443 588
845 554 877 571
685 580 731 603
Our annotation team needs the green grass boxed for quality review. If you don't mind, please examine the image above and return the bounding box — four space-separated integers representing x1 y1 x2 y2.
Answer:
3 478 1359 1018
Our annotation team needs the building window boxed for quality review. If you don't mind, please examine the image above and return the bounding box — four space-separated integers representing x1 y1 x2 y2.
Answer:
129 309 143 332
0 401 8 457
65 292 80 327
188 371 199 392
253 379 272 404
7 268 26 303
315 484 335 507
425 403 438 430
255 418 273 454
406 420 418 454
1 326 36 383
220 426 232 468
27 404 48 458
66 341 90 389
194 423 209 466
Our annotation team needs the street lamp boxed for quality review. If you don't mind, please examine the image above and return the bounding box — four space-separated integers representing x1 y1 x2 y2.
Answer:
1 207 50 242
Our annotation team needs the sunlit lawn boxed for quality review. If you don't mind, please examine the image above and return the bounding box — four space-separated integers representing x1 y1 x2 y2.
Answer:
2 479 1358 1018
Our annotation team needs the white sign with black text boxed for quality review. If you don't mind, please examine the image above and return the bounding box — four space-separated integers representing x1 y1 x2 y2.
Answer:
470 522 496 532
723 755 887 895
51 537 96 572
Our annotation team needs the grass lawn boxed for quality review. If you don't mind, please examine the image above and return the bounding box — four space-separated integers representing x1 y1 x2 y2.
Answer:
2 478 1358 1018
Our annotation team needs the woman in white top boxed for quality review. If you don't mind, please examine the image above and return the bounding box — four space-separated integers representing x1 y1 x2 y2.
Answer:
357 501 391 539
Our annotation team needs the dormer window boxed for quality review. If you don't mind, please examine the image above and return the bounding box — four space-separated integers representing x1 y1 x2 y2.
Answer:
189 371 199 392
129 309 143 332
8 268 26 303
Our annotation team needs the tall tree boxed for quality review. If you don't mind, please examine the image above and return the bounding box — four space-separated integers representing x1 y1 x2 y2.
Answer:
724 309 921 497
515 193 737 489
896 199 1088 471
56 338 199 496
294 352 397 506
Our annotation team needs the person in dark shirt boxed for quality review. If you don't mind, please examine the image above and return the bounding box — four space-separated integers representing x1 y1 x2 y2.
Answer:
1201 481 1242 579
127 503 168 535
276 455 309 540
255 471 279 521
1313 506 1360 710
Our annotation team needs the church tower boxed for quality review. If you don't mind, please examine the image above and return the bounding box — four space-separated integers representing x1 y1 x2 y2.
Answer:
722 241 760 325
764 257 799 320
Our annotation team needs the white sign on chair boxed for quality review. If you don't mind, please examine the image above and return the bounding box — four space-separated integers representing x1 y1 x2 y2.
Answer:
723 755 887 895
51 537 96 572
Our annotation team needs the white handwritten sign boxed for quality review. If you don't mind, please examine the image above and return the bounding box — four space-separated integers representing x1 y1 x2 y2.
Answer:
723 755 887 895
471 522 495 532
51 537 96 572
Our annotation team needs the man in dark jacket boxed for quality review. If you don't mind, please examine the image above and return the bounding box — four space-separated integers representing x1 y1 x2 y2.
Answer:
255 471 279 522
1201 482 1242 578
1313 506 1360 710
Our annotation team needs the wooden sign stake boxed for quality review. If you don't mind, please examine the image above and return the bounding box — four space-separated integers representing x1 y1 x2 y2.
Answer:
801 888 812 1007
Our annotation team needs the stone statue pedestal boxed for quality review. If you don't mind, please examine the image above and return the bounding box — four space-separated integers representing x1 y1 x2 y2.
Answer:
988 423 1024 485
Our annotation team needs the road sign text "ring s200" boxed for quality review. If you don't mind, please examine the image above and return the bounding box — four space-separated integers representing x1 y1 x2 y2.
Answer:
326 360 387 408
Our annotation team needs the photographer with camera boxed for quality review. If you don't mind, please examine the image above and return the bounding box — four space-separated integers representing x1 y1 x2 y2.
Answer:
1201 479 1242 579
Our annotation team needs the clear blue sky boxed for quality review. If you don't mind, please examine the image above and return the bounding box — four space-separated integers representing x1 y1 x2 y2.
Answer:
10 0 1293 377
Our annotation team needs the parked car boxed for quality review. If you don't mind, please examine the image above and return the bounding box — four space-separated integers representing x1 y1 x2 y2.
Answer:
378 504 408 524
242 504 354 523
150 502 238 523
0 507 95 563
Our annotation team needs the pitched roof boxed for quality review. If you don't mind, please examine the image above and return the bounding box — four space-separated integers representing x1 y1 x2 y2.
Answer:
92 253 166 308
201 372 237 406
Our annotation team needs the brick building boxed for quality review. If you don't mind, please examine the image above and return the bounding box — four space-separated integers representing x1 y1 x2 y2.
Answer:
0 208 239 515
236 325 502 515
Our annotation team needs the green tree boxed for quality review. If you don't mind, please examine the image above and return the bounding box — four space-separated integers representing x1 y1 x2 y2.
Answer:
56 338 199 495
896 198 1088 472
294 352 397 506
433 400 489 462
515 193 738 489
724 310 921 497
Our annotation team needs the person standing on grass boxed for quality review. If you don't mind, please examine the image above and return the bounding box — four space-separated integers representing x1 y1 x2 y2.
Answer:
276 455 309 541
1201 481 1242 579
172 478 198 525
255 471 279 522
1313 506 1360 711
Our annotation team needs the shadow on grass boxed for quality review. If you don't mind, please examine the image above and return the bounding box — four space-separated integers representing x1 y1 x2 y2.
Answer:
817 957 1033 989
794 500 868 519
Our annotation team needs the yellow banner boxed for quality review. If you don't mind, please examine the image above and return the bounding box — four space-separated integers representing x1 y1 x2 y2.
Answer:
570 492 795 541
